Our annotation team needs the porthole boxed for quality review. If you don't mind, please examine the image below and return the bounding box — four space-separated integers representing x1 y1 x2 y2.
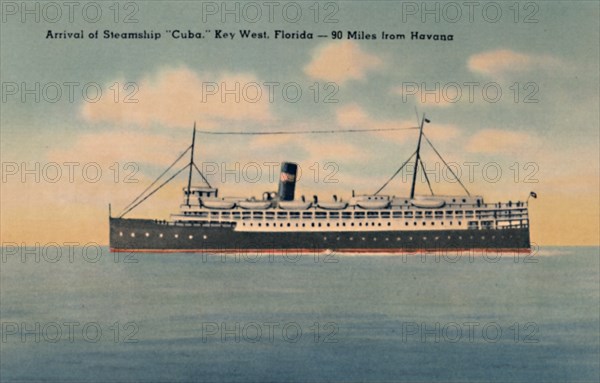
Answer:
396 237 401 241
130 233 135 238
361 237 366 241
350 237 354 241
405 222 409 226
119 232 123 237
409 237 413 241
387 222 391 226
189 235 193 239
203 235 207 239
159 233 163 238
174 234 179 238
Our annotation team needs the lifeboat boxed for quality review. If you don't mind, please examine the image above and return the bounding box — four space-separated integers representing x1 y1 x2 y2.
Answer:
357 200 390 209
202 199 236 209
278 200 312 210
238 200 272 209
410 197 446 208
317 201 348 210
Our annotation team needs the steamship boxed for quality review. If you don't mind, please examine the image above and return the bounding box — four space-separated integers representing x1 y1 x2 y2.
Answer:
109 116 533 253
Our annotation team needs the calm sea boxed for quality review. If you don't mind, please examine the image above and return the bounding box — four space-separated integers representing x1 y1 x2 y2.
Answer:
1 246 598 382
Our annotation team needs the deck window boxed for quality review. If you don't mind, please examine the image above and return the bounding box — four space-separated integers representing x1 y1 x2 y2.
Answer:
277 211 288 219
315 212 327 219
392 211 402 218
342 212 352 219
354 212 365 219
265 212 275 220
329 212 339 219
367 211 379 219
290 212 300 219
302 212 313 219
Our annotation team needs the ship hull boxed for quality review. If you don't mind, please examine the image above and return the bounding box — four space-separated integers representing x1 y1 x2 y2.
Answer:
110 218 531 253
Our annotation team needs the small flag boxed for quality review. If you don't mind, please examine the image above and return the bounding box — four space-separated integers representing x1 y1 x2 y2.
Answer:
530 191 537 199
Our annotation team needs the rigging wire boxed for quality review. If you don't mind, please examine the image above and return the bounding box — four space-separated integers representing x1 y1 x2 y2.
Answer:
120 163 190 218
374 151 417 195
419 160 435 196
118 145 191 217
193 162 211 188
195 127 419 135
422 133 471 196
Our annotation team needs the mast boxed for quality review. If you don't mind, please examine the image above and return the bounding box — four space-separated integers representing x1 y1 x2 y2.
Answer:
186 122 196 206
409 114 426 199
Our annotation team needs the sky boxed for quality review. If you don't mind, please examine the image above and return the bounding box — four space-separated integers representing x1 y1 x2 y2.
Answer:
1 1 598 246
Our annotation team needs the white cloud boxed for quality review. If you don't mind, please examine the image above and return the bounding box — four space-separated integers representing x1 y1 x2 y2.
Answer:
465 129 536 155
468 49 563 77
335 103 459 142
304 41 382 84
47 131 186 167
81 67 273 128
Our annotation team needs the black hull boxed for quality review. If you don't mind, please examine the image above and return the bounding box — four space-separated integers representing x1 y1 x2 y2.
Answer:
109 218 531 253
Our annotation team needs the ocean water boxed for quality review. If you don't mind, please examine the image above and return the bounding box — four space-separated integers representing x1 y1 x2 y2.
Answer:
1 246 598 382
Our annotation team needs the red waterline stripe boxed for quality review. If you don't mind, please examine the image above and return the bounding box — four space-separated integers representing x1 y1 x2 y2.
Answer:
110 247 531 254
